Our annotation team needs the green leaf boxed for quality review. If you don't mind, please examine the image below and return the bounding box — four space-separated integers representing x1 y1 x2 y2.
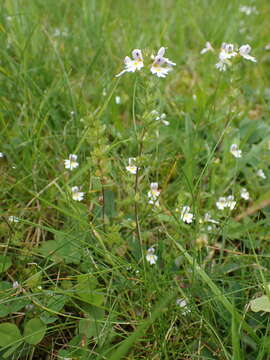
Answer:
250 296 270 313
0 323 22 347
23 318 47 345
76 275 104 306
0 256 12 274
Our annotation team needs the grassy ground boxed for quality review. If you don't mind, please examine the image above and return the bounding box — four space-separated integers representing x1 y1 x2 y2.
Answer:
1 0 270 358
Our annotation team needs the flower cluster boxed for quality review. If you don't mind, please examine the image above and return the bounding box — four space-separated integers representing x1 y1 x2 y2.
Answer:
116 47 175 78
216 195 236 210
215 43 256 72
63 154 84 201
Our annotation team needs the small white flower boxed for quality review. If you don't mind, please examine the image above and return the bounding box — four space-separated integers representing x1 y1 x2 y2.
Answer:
150 47 176 78
71 186 84 201
257 169 266 179
152 110 170 126
200 41 214 54
115 96 121 104
204 212 219 224
216 196 236 210
13 281 19 289
148 182 160 206
240 188 250 200
216 197 227 210
146 247 158 265
265 43 270 51
226 195 236 210
230 144 242 158
215 43 237 71
115 49 144 77
176 298 191 315
126 157 138 174
239 44 256 62
239 6 258 16
9 216 19 223
70 111 75 116
0 152 4 158
180 206 194 224
64 154 79 170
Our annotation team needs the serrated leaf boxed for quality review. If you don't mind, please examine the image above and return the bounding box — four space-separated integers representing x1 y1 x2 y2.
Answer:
0 323 22 347
23 318 47 345
250 295 270 313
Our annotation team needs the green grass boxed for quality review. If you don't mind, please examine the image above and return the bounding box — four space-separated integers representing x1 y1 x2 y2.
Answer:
1 0 270 358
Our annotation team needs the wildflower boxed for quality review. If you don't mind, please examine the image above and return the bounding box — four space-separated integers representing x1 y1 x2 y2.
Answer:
180 206 194 224
146 247 158 265
126 157 138 174
230 144 242 158
115 96 121 104
64 154 79 170
216 196 236 210
0 152 3 158
13 281 19 289
239 44 256 62
176 298 191 315
150 47 176 78
148 182 160 206
71 186 84 201
240 188 250 200
215 43 237 71
226 195 237 210
257 169 266 179
8 216 19 223
265 44 270 51
115 49 144 77
239 6 258 15
151 110 170 125
204 212 219 224
200 41 214 54
70 111 75 116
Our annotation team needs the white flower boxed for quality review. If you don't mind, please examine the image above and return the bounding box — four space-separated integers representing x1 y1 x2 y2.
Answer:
230 144 242 158
115 96 121 104
64 154 79 170
13 281 19 289
200 41 214 54
204 212 219 224
71 186 84 201
240 188 250 200
239 6 258 16
0 152 4 158
215 43 237 71
176 298 191 315
226 195 236 210
148 182 160 205
9 216 19 223
216 196 236 210
265 43 270 51
216 197 227 210
180 206 194 224
151 110 170 125
146 247 158 265
150 47 176 78
239 44 256 62
257 169 266 179
115 49 144 77
126 158 138 174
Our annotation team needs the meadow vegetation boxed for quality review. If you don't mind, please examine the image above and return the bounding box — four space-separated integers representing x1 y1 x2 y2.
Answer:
1 0 270 358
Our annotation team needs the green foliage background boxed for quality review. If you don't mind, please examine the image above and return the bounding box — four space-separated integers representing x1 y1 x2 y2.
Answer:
0 0 270 359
